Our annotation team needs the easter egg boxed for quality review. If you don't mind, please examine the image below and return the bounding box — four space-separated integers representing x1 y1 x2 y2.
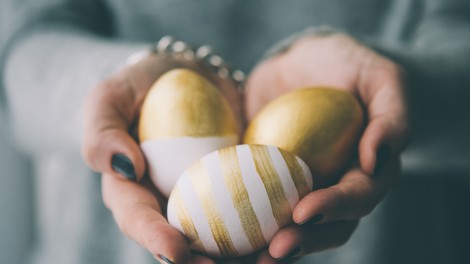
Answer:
244 87 363 180
167 144 313 257
139 68 238 197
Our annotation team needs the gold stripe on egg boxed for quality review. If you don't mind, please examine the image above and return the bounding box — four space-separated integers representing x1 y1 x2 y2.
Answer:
188 160 238 257
172 186 206 253
218 147 266 251
249 145 292 227
280 149 311 198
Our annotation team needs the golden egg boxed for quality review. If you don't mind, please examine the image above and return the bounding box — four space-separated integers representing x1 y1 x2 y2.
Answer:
138 68 239 197
139 68 237 141
244 87 364 181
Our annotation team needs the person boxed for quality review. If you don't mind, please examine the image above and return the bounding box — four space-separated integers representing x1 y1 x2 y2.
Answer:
1 0 469 264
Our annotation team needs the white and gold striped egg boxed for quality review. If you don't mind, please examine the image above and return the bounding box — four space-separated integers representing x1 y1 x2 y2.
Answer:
167 144 313 257
139 68 239 197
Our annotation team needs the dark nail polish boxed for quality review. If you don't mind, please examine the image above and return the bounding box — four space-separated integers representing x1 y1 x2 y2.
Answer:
300 214 323 225
111 153 136 181
374 145 391 176
275 247 301 261
156 254 174 264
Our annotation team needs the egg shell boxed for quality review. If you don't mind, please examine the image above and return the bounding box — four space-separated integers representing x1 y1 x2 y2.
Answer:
167 144 313 258
244 87 363 180
138 68 238 197
141 136 237 197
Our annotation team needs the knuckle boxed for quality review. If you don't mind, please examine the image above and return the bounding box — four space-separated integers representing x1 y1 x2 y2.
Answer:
379 61 400 79
116 205 161 251
80 142 95 167
357 183 378 216
80 143 93 167
81 136 102 170
100 77 121 90
330 186 349 213
95 79 121 99
117 213 133 239
88 80 113 103
91 77 134 104
101 191 112 210
334 182 378 219
141 222 164 255
117 207 146 241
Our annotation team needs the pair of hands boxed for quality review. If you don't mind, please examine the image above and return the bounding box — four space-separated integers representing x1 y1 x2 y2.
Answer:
82 33 409 264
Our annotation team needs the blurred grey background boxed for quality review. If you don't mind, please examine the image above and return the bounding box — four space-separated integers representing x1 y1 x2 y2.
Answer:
1 0 469 264
1 2 35 263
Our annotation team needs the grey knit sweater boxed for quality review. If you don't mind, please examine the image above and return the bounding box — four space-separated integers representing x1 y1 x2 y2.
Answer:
1 1 470 264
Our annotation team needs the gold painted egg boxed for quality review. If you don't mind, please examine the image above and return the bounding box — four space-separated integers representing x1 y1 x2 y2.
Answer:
139 68 238 197
244 87 363 181
167 144 313 258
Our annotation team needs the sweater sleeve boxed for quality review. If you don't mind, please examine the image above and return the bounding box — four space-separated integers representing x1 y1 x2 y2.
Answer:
382 0 470 91
1 0 148 153
386 0 470 164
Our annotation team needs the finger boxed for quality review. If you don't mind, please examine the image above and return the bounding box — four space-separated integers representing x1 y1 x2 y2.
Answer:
255 249 301 264
293 156 399 225
268 220 359 260
256 249 278 264
255 250 279 264
244 58 284 121
357 56 410 175
215 249 263 264
81 56 170 180
189 254 217 264
102 173 191 263
81 75 146 181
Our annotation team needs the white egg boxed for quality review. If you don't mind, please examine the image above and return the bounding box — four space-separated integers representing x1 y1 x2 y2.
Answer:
167 144 313 258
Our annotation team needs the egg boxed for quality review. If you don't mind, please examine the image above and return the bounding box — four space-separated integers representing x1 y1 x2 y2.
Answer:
167 144 313 258
139 68 238 197
244 87 363 181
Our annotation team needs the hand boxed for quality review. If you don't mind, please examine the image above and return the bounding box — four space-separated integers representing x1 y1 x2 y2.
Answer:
245 33 409 262
81 54 242 264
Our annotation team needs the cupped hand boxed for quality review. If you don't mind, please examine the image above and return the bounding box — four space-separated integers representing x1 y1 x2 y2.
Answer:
245 33 409 262
81 54 242 264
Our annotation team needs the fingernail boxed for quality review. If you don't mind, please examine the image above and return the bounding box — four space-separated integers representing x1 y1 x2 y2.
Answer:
300 214 323 225
111 153 136 181
374 144 391 176
156 254 175 264
275 247 301 261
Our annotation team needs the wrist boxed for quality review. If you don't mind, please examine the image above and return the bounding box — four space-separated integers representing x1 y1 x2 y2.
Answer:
262 26 342 61
126 36 246 93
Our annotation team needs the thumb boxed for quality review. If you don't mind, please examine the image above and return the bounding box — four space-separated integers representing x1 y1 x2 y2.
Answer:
357 57 409 175
102 174 191 263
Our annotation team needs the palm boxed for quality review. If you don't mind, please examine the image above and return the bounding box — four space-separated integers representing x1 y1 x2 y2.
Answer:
247 34 372 119
243 33 408 261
